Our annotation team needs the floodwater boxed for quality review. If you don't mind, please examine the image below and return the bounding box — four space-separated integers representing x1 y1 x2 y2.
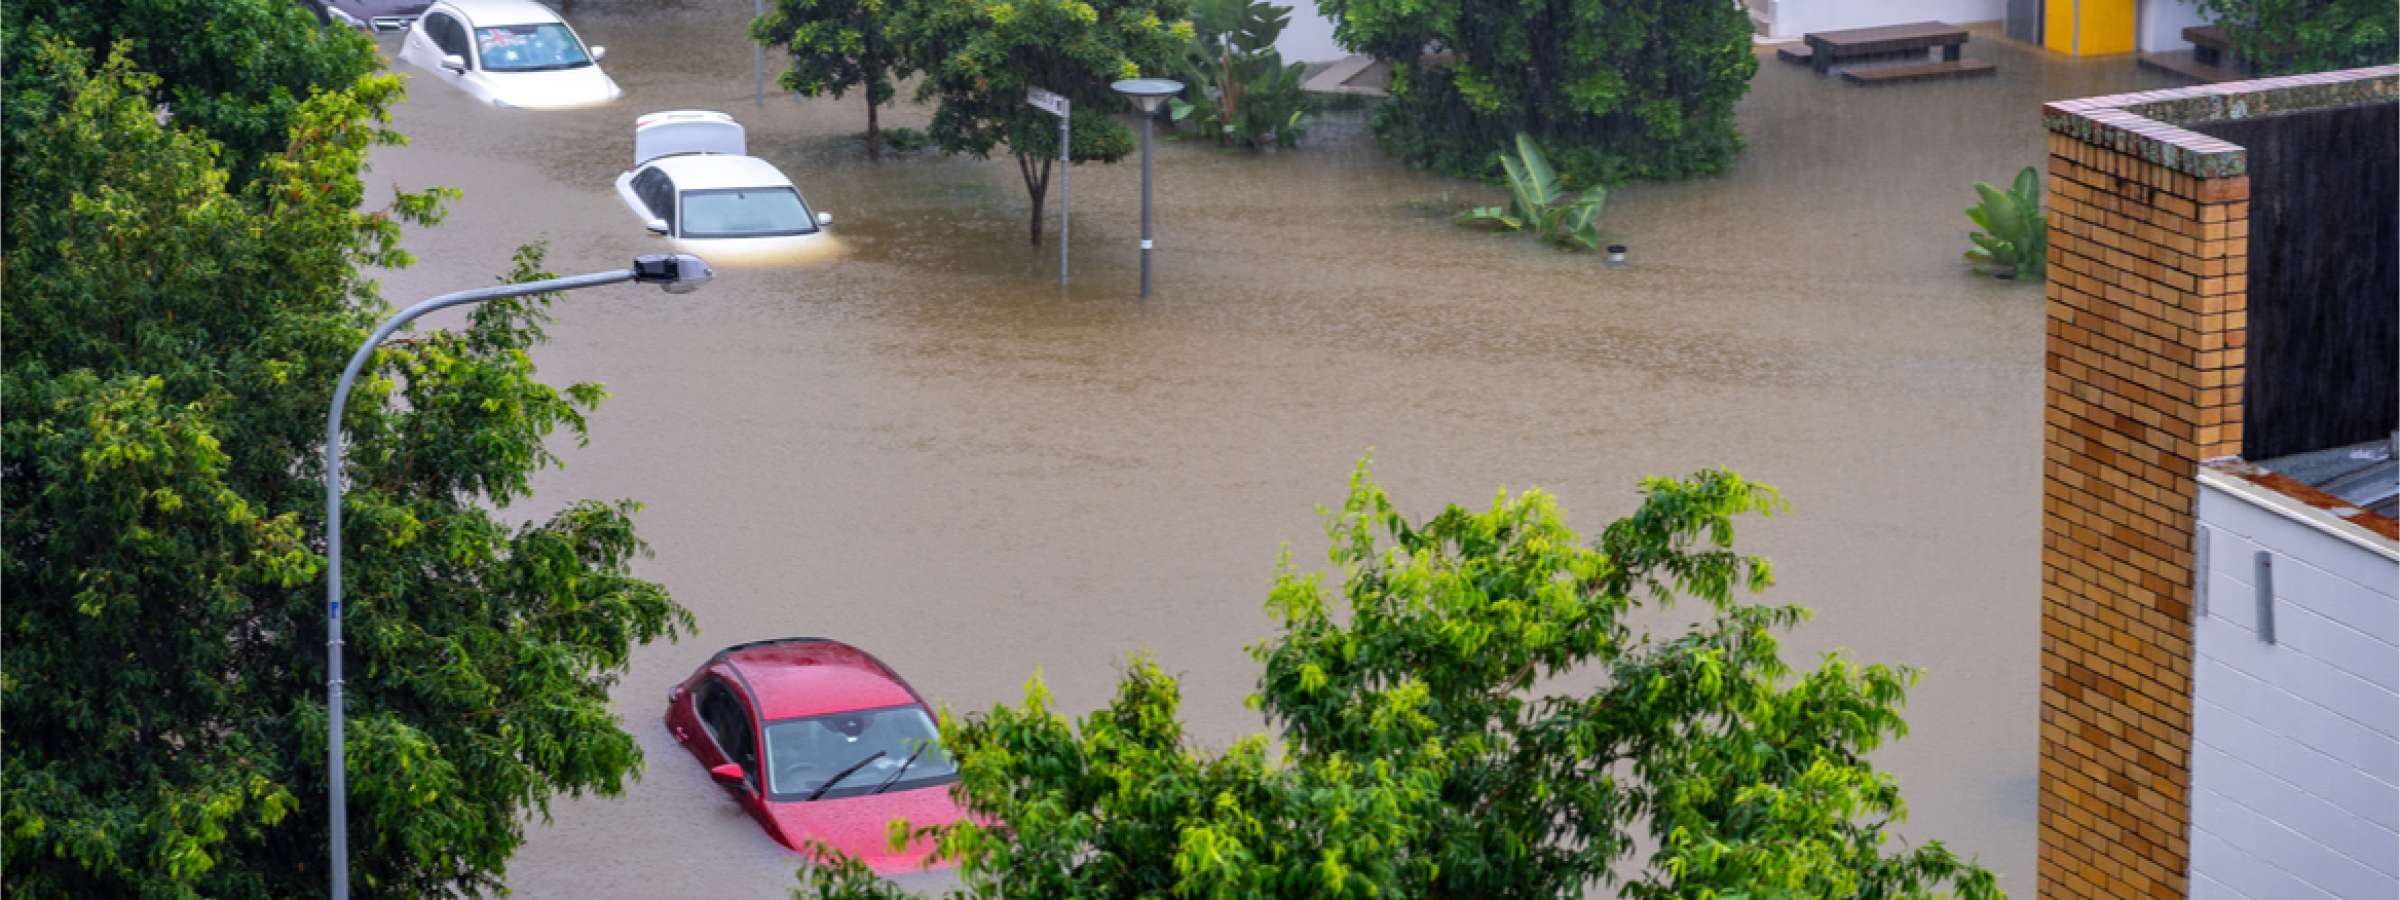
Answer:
361 9 2174 896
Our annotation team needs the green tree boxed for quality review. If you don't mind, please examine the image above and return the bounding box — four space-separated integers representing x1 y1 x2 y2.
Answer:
5 0 383 188
1 36 689 898
796 465 2001 898
888 0 1194 245
2195 0 2398 73
753 0 910 159
1321 0 1757 186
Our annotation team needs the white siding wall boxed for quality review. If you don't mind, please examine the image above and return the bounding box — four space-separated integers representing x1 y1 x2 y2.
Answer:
2137 0 2212 53
2190 474 2400 900
1760 0 2006 39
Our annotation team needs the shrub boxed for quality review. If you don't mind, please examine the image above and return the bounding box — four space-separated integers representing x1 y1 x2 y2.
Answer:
1327 0 1758 186
1965 166 2046 280
1456 133 1608 250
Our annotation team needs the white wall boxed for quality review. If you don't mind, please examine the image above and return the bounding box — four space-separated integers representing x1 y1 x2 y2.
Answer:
1762 0 2006 39
2138 0 2212 53
2189 473 2400 900
1277 2 1347 63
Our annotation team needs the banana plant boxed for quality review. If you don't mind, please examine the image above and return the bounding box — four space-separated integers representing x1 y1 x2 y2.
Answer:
1168 0 1309 149
1965 165 2047 279
1457 133 1608 250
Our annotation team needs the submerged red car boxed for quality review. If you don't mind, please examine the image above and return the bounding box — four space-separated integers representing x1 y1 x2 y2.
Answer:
664 638 967 873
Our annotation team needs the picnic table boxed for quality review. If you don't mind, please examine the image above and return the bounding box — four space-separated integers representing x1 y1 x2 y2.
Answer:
1806 21 1968 74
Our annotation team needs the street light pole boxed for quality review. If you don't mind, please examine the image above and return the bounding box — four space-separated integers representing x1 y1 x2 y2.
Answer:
1110 78 1182 300
1140 109 1154 297
323 255 711 900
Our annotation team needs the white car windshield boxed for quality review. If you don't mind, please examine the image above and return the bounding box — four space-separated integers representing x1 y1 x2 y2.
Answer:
763 705 957 800
474 24 591 72
679 187 819 239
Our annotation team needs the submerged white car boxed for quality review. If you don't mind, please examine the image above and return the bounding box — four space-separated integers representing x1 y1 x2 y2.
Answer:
397 0 621 109
614 111 832 252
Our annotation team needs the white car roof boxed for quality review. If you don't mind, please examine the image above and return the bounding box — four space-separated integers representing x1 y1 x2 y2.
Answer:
435 0 564 25
645 154 796 192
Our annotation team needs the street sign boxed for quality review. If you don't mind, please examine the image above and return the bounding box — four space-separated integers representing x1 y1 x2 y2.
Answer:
1028 87 1069 287
1027 86 1068 117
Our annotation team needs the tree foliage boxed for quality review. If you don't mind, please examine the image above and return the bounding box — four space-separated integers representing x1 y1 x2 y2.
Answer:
1322 0 1757 187
887 0 1193 244
796 464 2001 898
2195 0 2398 74
753 0 910 159
1 31 688 899
4 0 382 188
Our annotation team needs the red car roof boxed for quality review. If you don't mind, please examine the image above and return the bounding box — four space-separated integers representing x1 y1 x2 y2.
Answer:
721 639 921 721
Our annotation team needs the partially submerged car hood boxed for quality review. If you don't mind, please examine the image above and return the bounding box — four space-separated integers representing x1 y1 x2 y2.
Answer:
766 783 967 874
486 67 620 109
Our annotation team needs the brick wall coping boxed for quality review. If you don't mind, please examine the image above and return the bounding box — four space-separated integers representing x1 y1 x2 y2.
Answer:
2042 65 2399 178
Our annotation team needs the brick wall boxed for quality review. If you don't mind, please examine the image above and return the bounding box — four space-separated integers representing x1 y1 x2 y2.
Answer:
2038 128 2246 900
2033 67 2397 899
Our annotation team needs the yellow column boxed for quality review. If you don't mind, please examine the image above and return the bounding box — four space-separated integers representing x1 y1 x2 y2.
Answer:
2044 0 2136 55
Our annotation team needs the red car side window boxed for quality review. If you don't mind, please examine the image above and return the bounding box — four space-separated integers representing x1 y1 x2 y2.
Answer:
695 677 760 785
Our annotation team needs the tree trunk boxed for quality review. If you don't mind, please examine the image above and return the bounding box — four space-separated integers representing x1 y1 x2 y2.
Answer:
865 100 881 161
1018 155 1053 246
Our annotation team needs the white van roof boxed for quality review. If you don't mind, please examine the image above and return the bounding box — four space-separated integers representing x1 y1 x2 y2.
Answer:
634 110 745 167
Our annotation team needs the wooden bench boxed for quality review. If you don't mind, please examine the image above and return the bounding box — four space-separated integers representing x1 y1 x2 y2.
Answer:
1805 21 1969 75
1776 43 1813 65
1842 59 1996 85
2184 24 2230 66
2136 51 2245 84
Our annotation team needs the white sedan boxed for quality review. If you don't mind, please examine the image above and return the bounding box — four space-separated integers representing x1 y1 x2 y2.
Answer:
397 0 621 109
615 111 832 255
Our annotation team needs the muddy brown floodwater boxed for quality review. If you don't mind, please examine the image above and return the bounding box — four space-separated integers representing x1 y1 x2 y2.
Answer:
361 8 2174 896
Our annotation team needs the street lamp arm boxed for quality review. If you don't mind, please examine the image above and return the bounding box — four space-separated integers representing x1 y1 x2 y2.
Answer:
320 266 629 898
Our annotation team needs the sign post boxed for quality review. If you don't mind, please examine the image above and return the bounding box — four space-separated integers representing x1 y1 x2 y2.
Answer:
1028 86 1069 288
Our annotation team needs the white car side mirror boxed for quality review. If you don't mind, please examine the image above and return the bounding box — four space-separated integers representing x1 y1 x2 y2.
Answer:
815 212 833 227
643 218 670 235
440 53 468 73
590 45 607 61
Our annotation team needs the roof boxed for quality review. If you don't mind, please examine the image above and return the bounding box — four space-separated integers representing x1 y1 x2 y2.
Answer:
435 0 564 25
721 639 920 721
2256 437 2399 522
644 154 794 191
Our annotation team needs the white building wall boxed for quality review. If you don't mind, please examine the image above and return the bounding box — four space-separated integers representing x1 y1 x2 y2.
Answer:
2190 472 2400 900
1276 4 1347 63
1759 0 2006 40
2137 0 2212 53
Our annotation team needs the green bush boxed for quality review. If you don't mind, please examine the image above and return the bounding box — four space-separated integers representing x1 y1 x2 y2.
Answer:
1456 133 1608 250
1170 0 1312 149
2196 0 2397 74
1965 166 2046 280
1327 0 1758 186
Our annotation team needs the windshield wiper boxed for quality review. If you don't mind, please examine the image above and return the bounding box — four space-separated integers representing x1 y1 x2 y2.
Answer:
873 744 928 794
806 750 886 801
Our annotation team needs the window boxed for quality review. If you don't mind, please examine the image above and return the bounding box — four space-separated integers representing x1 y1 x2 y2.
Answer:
631 168 674 223
695 679 757 783
425 13 470 60
761 705 958 801
677 188 819 239
473 23 593 72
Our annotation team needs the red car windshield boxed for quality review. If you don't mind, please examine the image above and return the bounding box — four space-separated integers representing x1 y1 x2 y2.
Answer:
763 705 957 800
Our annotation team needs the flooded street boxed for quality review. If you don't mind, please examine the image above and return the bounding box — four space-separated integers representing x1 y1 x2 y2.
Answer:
361 9 2173 895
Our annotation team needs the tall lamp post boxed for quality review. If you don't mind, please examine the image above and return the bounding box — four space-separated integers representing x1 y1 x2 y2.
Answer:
1110 78 1182 298
322 253 713 900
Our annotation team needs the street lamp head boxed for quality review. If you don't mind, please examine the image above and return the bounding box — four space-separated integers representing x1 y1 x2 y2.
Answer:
1111 78 1184 115
633 253 714 294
